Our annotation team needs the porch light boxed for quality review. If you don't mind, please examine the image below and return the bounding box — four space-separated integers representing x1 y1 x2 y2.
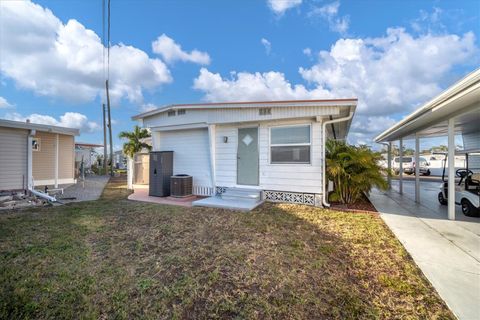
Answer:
223 136 228 143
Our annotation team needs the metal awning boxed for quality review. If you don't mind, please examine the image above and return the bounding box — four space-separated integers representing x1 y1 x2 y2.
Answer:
375 68 480 142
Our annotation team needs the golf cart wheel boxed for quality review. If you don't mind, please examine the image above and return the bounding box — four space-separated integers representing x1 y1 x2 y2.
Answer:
438 192 447 205
461 199 479 217
424 170 431 176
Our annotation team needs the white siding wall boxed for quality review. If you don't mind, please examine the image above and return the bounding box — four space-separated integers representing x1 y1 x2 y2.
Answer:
0 127 28 190
143 105 342 128
215 119 323 194
154 129 213 195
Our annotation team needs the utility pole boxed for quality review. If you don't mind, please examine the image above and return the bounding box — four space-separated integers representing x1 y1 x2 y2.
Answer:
102 103 107 175
106 79 114 177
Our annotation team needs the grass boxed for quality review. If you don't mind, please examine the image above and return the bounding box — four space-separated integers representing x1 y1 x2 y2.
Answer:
0 177 453 319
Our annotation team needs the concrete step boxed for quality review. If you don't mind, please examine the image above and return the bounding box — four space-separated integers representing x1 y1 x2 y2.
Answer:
192 196 264 212
221 193 260 201
221 188 261 199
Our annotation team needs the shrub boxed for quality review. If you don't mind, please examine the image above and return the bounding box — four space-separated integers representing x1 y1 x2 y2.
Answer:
326 140 387 204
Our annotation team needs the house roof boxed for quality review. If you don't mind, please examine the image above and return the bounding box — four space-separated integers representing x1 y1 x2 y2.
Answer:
132 98 358 120
375 68 480 142
0 119 79 136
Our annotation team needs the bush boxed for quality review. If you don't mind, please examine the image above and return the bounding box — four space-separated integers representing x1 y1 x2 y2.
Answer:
326 140 388 204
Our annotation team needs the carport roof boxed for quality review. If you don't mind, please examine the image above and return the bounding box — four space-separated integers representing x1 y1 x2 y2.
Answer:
375 68 480 142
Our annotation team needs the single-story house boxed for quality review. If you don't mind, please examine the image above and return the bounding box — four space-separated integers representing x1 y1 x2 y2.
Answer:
0 119 79 191
131 99 357 207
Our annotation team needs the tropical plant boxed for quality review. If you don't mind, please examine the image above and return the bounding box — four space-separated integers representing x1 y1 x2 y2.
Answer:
326 139 388 204
118 125 152 158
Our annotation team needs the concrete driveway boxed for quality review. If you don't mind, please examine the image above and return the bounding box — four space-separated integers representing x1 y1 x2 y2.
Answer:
369 181 480 320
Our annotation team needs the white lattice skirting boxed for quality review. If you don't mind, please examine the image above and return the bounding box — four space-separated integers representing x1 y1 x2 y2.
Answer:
193 186 214 196
264 190 316 206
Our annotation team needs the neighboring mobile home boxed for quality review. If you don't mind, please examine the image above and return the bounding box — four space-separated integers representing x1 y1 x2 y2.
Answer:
131 99 357 207
0 119 79 191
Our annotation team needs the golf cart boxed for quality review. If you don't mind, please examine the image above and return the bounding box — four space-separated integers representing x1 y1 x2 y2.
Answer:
438 150 480 217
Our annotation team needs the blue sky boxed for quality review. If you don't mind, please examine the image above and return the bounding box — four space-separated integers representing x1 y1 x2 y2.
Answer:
0 0 479 150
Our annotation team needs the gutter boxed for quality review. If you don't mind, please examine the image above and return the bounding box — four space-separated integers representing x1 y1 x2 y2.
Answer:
322 111 354 208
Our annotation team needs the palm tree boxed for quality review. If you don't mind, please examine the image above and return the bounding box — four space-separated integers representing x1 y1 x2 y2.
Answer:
326 139 388 204
118 125 152 158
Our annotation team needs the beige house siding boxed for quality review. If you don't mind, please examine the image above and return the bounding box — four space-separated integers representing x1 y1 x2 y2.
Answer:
0 127 28 190
32 131 56 181
58 135 74 179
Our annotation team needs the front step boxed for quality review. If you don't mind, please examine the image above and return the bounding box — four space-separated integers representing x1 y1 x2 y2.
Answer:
192 188 263 211
221 188 261 201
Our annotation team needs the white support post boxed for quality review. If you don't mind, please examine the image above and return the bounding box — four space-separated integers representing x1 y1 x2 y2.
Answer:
127 156 133 190
399 138 403 194
415 134 420 203
448 118 455 220
27 132 33 190
387 142 392 190
208 124 216 193
55 134 59 188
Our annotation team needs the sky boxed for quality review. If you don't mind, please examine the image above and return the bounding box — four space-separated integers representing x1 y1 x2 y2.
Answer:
0 0 479 151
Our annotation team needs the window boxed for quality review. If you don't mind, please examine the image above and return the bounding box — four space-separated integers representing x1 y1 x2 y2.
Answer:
167 110 176 117
32 138 40 151
177 109 186 115
259 108 271 116
270 125 310 164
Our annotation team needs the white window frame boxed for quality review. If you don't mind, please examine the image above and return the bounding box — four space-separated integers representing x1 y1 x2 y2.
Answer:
269 124 311 165
32 137 41 152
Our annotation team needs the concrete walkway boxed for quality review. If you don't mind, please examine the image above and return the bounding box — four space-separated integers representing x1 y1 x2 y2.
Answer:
369 181 480 320
57 175 110 203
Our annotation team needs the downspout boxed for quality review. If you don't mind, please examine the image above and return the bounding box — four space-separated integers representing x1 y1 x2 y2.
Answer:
322 111 354 207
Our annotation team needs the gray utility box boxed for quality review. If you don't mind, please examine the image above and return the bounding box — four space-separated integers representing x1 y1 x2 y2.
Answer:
148 151 173 197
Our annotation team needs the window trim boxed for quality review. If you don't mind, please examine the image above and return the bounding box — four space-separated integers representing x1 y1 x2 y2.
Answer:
269 124 312 165
167 110 176 117
32 137 41 152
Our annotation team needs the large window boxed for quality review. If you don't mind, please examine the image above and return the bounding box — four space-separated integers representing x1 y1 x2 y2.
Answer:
270 125 311 164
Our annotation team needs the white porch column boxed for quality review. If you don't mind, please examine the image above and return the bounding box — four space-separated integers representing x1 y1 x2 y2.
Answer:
54 134 59 188
448 118 455 220
415 134 420 203
399 138 403 194
27 131 34 190
208 124 216 193
387 142 392 189
127 156 133 190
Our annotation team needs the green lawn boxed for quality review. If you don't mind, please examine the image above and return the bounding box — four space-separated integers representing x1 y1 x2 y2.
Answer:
0 177 453 319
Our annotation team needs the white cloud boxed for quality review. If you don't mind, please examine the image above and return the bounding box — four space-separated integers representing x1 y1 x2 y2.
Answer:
308 1 349 34
0 1 171 104
303 47 312 56
261 38 272 55
267 0 302 15
152 34 210 65
193 28 477 144
140 103 160 112
0 97 14 108
4 112 100 133
193 67 332 102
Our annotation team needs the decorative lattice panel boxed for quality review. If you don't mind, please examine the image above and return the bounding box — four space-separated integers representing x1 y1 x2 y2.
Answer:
264 190 317 206
216 186 227 195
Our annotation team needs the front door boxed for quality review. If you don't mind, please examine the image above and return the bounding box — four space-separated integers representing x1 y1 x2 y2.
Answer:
237 127 259 185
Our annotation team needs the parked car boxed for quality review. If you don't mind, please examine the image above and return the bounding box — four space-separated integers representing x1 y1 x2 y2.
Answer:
393 156 431 175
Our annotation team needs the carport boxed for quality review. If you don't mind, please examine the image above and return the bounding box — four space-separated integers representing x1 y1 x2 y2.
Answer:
372 69 480 320
375 68 480 220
